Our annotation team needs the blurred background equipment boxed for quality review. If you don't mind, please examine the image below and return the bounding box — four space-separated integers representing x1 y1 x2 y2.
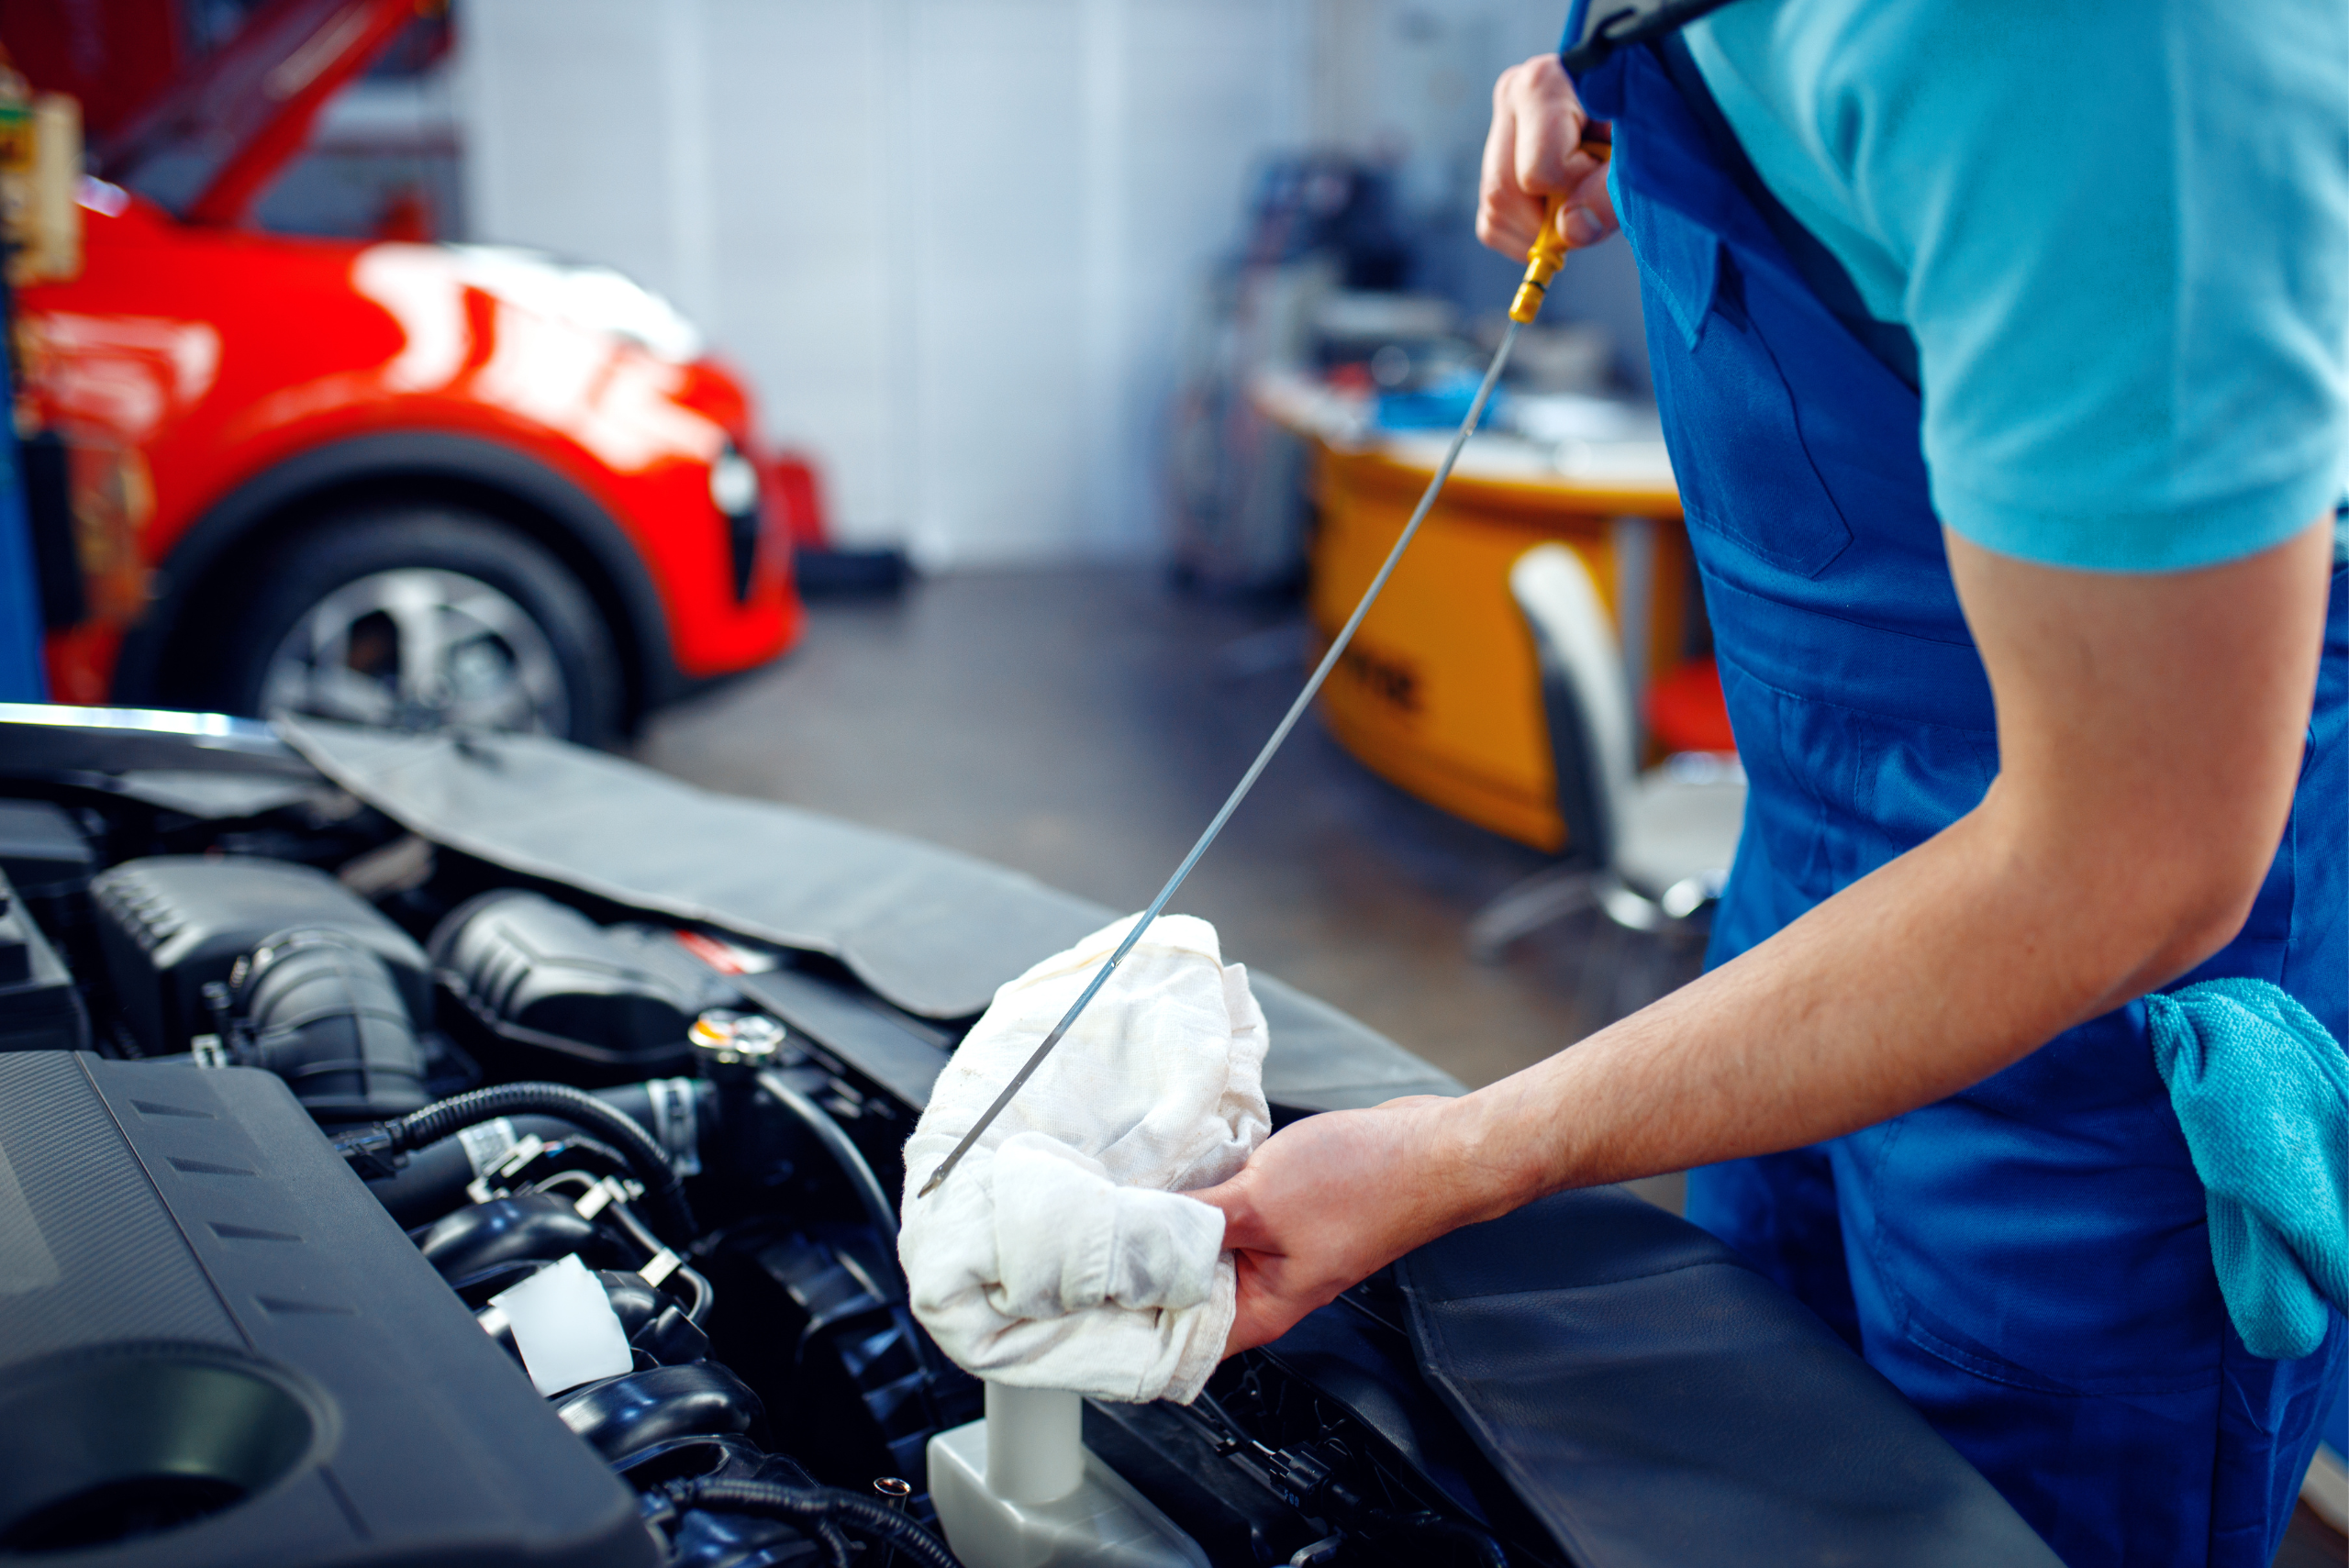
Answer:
1277 405 1696 853
1164 154 1414 594
0 65 81 284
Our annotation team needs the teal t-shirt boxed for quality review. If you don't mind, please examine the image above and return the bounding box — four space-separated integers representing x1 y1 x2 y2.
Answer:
1676 0 2349 573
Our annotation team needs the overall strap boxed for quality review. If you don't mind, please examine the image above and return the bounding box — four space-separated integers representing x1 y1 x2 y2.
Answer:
1561 0 1742 72
1646 35 1921 389
1567 2 1925 392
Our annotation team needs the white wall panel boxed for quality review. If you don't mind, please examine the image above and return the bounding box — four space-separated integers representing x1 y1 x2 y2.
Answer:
459 0 1307 566
1110 0 1307 555
459 2 679 298
697 2 899 542
902 0 1089 565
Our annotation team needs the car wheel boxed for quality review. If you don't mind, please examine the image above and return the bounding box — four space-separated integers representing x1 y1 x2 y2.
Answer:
217 509 624 746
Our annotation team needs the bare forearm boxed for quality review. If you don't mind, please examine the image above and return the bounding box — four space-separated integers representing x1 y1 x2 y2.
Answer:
1440 801 2148 1218
1435 520 2334 1225
1200 522 2331 1358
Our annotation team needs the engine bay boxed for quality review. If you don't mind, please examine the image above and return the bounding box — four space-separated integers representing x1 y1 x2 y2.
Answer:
0 714 2062 1568
0 751 1558 1568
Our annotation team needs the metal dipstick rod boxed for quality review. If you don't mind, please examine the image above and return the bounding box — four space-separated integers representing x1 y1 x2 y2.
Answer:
916 327 1522 1199
916 151 1607 1199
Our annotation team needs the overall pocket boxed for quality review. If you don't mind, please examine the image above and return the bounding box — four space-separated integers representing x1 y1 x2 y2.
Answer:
1627 192 1854 582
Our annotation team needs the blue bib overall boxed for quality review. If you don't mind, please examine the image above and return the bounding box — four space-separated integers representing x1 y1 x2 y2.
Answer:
1575 39 2347 1567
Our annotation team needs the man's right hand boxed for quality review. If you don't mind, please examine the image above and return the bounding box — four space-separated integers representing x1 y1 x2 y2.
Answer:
1479 53 1617 260
1195 1095 1488 1356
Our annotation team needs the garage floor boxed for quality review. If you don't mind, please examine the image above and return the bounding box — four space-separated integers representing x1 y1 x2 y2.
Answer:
637 566 1698 1207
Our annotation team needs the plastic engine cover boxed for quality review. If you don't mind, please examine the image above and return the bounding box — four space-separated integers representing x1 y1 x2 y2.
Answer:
91 857 432 1057
0 1051 656 1567
429 891 739 1080
0 867 87 1053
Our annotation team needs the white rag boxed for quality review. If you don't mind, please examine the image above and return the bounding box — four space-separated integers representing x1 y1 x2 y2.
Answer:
897 913 1270 1404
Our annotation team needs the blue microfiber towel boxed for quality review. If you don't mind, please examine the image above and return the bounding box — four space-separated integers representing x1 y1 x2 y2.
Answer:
2146 977 2349 1361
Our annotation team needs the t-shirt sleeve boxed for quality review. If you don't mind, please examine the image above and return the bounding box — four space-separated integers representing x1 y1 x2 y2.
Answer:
1833 0 2349 572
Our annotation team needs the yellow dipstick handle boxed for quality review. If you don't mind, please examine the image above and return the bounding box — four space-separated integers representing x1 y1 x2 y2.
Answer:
1508 136 1613 325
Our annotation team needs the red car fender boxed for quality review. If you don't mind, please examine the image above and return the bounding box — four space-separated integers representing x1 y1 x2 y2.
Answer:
19 198 801 711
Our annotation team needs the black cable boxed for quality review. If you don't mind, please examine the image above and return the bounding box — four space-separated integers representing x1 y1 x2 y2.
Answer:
644 1482 849 1567
660 1477 962 1568
596 1179 672 1258
338 1082 695 1242
526 1166 715 1329
749 1068 966 1403
1188 1386 1249 1450
530 1135 635 1182
674 1263 713 1329
752 1070 904 1296
584 1178 716 1328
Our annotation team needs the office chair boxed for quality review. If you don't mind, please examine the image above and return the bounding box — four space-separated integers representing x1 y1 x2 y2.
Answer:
1467 542 1745 962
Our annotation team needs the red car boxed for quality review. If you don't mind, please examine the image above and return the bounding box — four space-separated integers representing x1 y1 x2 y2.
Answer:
8 0 804 743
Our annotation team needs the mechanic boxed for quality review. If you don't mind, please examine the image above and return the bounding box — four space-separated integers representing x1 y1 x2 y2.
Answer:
1196 4 2347 1562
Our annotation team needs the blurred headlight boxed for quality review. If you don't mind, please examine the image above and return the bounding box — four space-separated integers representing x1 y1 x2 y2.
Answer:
709 448 759 517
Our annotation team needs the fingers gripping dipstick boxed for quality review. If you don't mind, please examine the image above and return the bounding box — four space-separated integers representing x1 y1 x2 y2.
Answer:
1511 133 1612 325
917 136 1613 1201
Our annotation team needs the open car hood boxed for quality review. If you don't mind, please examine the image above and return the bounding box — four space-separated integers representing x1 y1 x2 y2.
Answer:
95 0 426 227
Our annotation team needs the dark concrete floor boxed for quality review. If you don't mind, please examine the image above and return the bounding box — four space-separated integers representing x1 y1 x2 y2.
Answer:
2272 1501 2348 1568
638 567 1696 1142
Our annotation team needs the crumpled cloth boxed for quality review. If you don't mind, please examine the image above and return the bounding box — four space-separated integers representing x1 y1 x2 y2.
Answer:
897 913 1269 1403
2147 977 2349 1360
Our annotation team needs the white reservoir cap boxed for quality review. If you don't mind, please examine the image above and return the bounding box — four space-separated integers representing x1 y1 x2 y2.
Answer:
490 1253 633 1396
985 1383 1084 1505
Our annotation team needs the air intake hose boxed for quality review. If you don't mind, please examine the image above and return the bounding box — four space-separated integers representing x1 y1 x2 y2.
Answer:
337 1082 696 1242
234 929 429 1120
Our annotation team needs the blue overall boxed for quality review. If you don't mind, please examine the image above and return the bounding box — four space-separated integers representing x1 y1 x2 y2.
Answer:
1575 39 2348 1567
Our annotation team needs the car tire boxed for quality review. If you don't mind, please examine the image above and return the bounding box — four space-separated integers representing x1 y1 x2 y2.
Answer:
215 508 624 747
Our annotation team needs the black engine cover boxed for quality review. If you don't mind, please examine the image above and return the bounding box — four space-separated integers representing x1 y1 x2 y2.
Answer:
0 1051 655 1567
90 856 432 1057
429 892 739 1082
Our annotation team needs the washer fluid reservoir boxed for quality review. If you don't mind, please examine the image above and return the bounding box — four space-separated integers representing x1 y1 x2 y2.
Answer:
928 1384 1208 1568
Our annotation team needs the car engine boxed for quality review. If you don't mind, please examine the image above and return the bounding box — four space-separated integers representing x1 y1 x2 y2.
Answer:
0 717 2062 1568
0 772 1564 1568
